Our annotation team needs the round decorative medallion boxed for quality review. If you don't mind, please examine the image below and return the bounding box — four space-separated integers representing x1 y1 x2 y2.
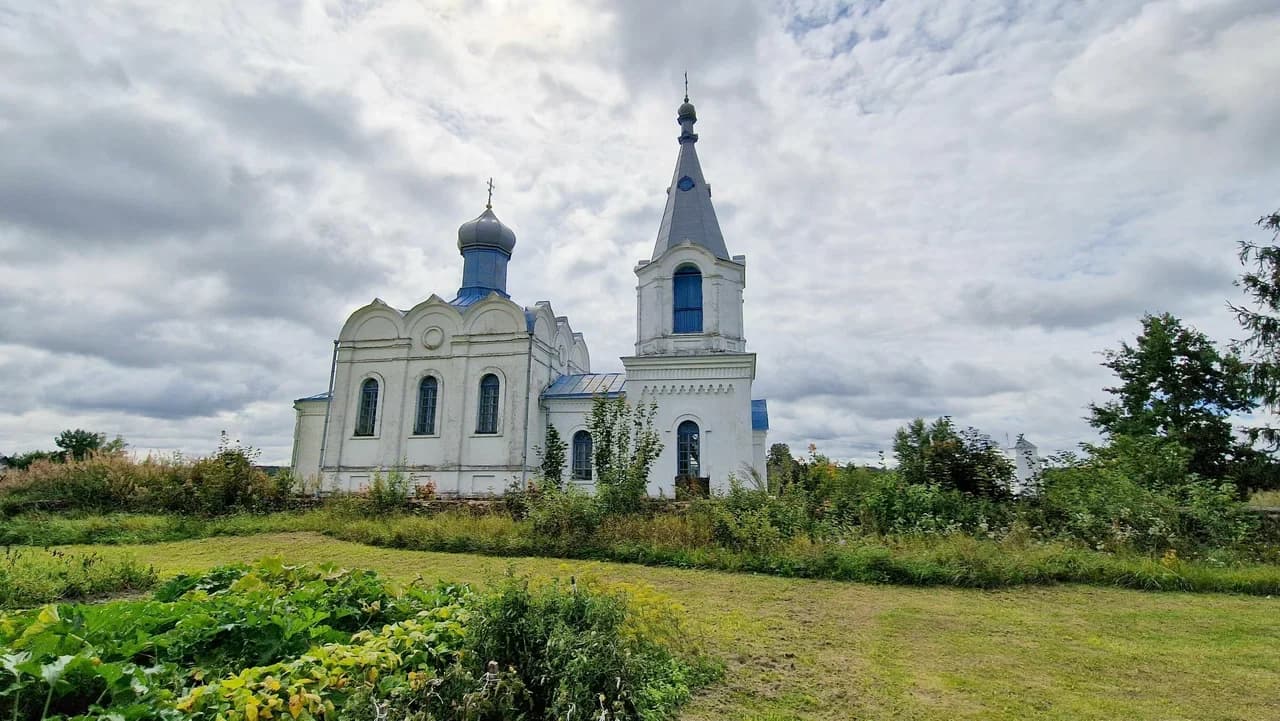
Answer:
422 326 444 350
677 175 695 191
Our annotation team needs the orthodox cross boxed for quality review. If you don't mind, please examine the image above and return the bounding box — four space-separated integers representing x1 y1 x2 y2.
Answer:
486 177 494 209
683 72 689 102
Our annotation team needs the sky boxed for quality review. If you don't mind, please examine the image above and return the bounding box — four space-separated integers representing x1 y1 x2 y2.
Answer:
1 0 1279 465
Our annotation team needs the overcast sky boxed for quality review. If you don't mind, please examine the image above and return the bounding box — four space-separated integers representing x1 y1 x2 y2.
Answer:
2 0 1278 465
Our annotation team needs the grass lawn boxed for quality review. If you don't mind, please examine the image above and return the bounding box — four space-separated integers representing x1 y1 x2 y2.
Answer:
72 532 1279 721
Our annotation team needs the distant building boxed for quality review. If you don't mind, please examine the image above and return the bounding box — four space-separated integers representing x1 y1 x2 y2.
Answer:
290 95 769 496
1006 435 1043 494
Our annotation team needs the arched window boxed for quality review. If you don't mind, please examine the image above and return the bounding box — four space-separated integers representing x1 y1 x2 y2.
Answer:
673 264 703 333
572 430 593 481
355 378 379 436
677 420 700 477
476 373 500 434
413 376 438 435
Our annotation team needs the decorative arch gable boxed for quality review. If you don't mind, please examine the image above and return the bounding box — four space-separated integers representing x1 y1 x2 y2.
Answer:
529 302 557 345
570 333 590 372
404 296 464 353
339 299 405 341
460 296 524 335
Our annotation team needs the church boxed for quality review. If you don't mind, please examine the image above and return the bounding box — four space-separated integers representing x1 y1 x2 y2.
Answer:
290 95 769 497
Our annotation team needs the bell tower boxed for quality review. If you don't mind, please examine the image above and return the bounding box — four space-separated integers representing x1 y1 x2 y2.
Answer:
634 92 746 356
623 90 764 495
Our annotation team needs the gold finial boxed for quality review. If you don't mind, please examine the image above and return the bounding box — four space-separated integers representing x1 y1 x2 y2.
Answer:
683 71 689 103
486 177 494 209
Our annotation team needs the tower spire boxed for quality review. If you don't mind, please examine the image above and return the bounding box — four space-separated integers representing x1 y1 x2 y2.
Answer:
651 91 728 260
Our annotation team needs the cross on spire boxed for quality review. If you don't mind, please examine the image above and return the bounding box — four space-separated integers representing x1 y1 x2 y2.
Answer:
486 177 494 209
683 71 689 102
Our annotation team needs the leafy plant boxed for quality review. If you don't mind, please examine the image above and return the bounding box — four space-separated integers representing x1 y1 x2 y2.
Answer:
539 424 567 490
0 560 714 721
893 417 1014 499
587 396 663 515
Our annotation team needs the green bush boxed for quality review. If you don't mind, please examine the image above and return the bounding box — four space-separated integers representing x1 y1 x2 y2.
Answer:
0 548 157 608
852 472 1011 537
528 485 602 547
1031 438 1260 553
0 560 715 721
0 435 293 517
691 477 809 553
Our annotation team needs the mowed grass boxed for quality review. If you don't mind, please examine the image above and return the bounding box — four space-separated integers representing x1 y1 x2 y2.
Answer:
68 532 1279 721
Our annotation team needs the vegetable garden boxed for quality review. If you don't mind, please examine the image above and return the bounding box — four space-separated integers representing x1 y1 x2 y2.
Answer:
0 559 716 721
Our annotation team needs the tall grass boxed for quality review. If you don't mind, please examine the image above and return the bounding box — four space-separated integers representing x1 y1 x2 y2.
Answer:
0 547 158 608
1248 489 1280 507
6 508 1280 595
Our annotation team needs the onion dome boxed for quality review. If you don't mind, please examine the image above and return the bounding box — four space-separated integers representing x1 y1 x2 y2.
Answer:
457 206 516 255
677 99 697 123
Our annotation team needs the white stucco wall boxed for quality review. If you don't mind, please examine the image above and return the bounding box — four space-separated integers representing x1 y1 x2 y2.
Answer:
290 399 327 484
621 353 758 496
634 244 746 357
542 397 597 490
312 294 589 494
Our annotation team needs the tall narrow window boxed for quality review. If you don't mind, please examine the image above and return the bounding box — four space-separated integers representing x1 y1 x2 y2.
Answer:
355 378 378 436
413 376 438 435
476 374 500 434
572 430 593 481
673 264 703 333
677 420 700 477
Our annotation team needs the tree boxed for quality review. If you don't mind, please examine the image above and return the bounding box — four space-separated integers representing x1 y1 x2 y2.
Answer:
586 395 663 514
55 429 106 461
1231 208 1280 448
1088 313 1255 479
892 416 1013 498
765 443 799 493
539 423 567 489
2 450 59 470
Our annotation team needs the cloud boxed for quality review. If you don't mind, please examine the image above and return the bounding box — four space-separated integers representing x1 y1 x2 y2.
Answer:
955 256 1235 331
0 0 1277 466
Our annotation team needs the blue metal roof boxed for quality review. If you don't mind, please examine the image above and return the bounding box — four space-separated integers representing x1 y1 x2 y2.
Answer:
751 399 769 431
295 391 331 403
542 373 626 399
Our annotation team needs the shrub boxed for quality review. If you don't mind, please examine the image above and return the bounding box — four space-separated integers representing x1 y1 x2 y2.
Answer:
588 396 663 516
1032 462 1178 552
0 561 714 721
689 477 809 554
893 417 1014 499
0 434 292 517
367 467 412 513
854 472 1011 537
528 485 602 547
0 548 157 608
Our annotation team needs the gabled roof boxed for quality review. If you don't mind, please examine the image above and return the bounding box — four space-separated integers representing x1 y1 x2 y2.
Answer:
295 391 331 403
751 399 769 431
652 98 730 260
542 373 626 399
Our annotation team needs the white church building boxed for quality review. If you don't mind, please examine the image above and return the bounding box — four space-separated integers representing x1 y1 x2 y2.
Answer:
290 95 769 496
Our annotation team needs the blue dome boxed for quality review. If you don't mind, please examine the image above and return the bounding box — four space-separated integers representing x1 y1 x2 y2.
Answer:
457 207 516 255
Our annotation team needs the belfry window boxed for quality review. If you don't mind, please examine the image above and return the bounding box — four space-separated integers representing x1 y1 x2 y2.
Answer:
476 374 500 434
677 420 700 477
673 264 703 333
354 378 378 436
413 376 438 435
572 430 593 481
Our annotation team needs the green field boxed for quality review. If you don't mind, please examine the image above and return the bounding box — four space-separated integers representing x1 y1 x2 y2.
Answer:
74 532 1279 721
